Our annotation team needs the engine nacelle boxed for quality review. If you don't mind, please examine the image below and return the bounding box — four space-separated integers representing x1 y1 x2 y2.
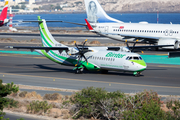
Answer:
158 38 179 49
4 19 9 24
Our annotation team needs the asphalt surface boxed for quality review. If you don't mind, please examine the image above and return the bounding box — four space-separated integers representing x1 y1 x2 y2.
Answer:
4 112 45 120
0 53 180 96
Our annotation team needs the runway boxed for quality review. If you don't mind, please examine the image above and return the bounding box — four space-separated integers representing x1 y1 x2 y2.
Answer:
0 53 180 96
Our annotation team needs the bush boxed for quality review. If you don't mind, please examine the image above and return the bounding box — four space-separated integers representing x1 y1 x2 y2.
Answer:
70 87 125 119
167 100 180 119
0 80 19 119
27 100 52 114
5 98 19 109
70 87 178 120
123 99 168 120
43 93 62 101
19 91 28 98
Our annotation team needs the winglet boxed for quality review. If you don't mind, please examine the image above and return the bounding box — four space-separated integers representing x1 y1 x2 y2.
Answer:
85 19 94 31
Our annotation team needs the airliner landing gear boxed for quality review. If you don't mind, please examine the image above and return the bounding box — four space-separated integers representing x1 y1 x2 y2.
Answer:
134 72 141 77
75 67 84 74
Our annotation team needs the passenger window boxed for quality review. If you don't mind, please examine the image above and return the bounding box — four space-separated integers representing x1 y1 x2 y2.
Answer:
139 57 143 60
129 57 132 60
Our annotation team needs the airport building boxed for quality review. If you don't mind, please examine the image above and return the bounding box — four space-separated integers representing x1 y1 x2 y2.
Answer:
0 0 36 6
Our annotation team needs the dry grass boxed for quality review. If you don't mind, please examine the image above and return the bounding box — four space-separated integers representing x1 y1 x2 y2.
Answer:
43 93 63 101
7 91 73 119
25 91 42 99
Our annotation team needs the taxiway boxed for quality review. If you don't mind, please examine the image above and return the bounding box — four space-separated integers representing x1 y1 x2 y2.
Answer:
0 53 180 96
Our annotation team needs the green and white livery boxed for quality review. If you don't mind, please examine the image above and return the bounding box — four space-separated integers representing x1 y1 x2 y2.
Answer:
7 16 147 76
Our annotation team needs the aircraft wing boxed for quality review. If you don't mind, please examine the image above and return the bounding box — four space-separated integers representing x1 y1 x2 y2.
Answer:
105 45 174 51
21 20 87 26
5 46 69 52
129 45 174 49
119 33 160 40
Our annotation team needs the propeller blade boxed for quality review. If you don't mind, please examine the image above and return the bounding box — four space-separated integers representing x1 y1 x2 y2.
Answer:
82 54 88 65
75 55 82 66
131 39 139 52
82 39 87 51
74 41 80 51
125 40 130 49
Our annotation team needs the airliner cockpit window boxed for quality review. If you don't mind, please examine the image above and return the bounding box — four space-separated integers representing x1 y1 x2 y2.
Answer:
129 57 132 60
126 56 129 60
139 57 143 60
133 57 139 60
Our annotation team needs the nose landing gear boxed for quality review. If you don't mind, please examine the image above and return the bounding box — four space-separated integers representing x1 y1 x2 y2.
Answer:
134 72 141 77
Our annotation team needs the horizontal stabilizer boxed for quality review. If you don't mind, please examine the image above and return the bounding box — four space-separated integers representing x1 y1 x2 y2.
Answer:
5 46 69 51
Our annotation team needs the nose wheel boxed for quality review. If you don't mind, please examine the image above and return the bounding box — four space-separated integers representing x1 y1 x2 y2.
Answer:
134 72 141 77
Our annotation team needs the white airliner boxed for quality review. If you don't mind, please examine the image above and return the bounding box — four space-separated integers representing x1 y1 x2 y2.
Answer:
59 0 180 50
85 0 180 50
6 16 147 76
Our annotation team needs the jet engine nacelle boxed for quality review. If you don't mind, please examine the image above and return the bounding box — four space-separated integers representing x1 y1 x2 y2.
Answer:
158 38 179 49
4 19 9 24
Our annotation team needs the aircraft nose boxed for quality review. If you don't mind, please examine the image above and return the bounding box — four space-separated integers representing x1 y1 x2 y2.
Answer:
141 61 147 71
137 60 147 71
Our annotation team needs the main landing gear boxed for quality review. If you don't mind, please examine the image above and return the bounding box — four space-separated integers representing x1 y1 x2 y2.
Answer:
75 67 84 74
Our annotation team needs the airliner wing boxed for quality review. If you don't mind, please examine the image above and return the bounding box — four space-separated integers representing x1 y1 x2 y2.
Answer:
129 45 174 49
119 33 160 40
21 20 87 26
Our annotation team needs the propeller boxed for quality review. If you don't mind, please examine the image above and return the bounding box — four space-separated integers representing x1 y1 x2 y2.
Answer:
125 39 139 52
74 39 89 67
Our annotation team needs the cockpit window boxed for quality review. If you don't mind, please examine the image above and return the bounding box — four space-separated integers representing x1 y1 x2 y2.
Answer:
139 57 143 60
129 57 132 60
133 57 139 60
127 56 143 60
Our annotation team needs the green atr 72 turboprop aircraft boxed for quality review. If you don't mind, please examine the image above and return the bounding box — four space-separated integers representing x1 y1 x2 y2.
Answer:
6 16 147 76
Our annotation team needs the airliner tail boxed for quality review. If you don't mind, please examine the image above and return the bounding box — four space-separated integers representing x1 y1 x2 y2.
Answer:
84 0 123 23
0 0 8 21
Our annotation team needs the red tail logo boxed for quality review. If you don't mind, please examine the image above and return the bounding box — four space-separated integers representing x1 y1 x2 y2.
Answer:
85 19 94 31
0 1 8 21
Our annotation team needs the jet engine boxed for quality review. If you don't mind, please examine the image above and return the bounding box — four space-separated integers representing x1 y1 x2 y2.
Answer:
4 19 9 24
158 38 179 49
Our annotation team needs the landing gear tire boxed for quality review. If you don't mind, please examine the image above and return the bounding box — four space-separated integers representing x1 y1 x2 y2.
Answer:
135 72 141 77
75 69 82 74
75 68 84 74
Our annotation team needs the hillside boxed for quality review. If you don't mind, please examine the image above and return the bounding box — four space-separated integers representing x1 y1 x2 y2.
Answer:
35 0 180 13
